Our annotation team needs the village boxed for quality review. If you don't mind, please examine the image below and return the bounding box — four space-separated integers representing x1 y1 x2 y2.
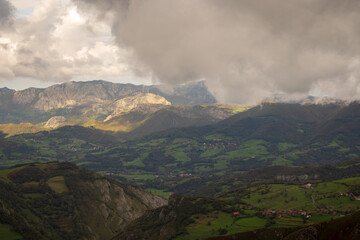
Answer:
261 209 312 219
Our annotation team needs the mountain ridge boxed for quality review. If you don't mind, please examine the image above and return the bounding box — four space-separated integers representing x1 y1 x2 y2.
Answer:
0 162 167 240
0 80 216 119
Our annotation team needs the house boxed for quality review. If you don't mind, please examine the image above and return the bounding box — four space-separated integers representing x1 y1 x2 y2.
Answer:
302 183 313 189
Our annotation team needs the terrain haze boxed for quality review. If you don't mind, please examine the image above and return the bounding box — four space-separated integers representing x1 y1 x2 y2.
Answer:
1 0 360 239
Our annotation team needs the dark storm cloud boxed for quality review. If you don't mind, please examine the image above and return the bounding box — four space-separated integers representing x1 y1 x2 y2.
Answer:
72 0 360 103
0 0 14 28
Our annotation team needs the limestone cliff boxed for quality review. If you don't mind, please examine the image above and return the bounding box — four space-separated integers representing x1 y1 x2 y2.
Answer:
1 80 215 113
104 93 171 122
45 116 67 128
0 162 167 240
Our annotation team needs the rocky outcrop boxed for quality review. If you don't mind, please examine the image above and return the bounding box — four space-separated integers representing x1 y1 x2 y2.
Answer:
113 195 218 240
0 87 15 95
104 93 171 122
45 116 67 128
0 162 167 240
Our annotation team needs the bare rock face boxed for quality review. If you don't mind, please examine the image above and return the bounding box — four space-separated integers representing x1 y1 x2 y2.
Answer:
45 116 66 129
12 88 41 105
0 87 15 96
104 93 171 122
0 162 168 240
6 80 215 111
0 80 217 124
87 178 167 232
11 81 148 112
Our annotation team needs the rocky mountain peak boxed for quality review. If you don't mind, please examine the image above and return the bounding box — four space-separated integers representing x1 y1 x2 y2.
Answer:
0 87 15 95
105 93 171 122
0 80 217 124
45 116 67 128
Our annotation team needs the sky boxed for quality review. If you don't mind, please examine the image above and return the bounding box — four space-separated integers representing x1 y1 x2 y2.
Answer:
1 0 360 104
0 0 152 90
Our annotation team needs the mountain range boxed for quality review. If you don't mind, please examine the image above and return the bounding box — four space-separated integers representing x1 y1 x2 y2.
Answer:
1 81 360 239
0 80 216 123
0 81 241 139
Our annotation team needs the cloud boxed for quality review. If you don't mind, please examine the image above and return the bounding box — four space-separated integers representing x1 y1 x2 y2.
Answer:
0 0 14 28
10 0 41 12
0 0 133 85
73 0 360 104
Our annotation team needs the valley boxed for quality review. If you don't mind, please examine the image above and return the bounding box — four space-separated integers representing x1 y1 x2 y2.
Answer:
0 82 360 239
115 174 360 240
1 101 359 197
2 0 360 238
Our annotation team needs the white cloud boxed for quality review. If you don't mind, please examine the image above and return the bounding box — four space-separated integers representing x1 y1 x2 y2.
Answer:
1 0 139 88
10 0 41 11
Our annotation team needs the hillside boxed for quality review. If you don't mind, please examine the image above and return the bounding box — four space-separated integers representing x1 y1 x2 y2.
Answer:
2 162 359 240
151 102 358 142
0 101 360 239
1 102 360 195
0 81 231 138
114 174 360 240
0 162 166 240
121 105 233 140
169 158 360 197
0 125 126 168
205 211 360 240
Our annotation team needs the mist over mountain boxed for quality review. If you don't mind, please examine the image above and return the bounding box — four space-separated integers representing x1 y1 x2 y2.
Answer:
72 0 360 104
